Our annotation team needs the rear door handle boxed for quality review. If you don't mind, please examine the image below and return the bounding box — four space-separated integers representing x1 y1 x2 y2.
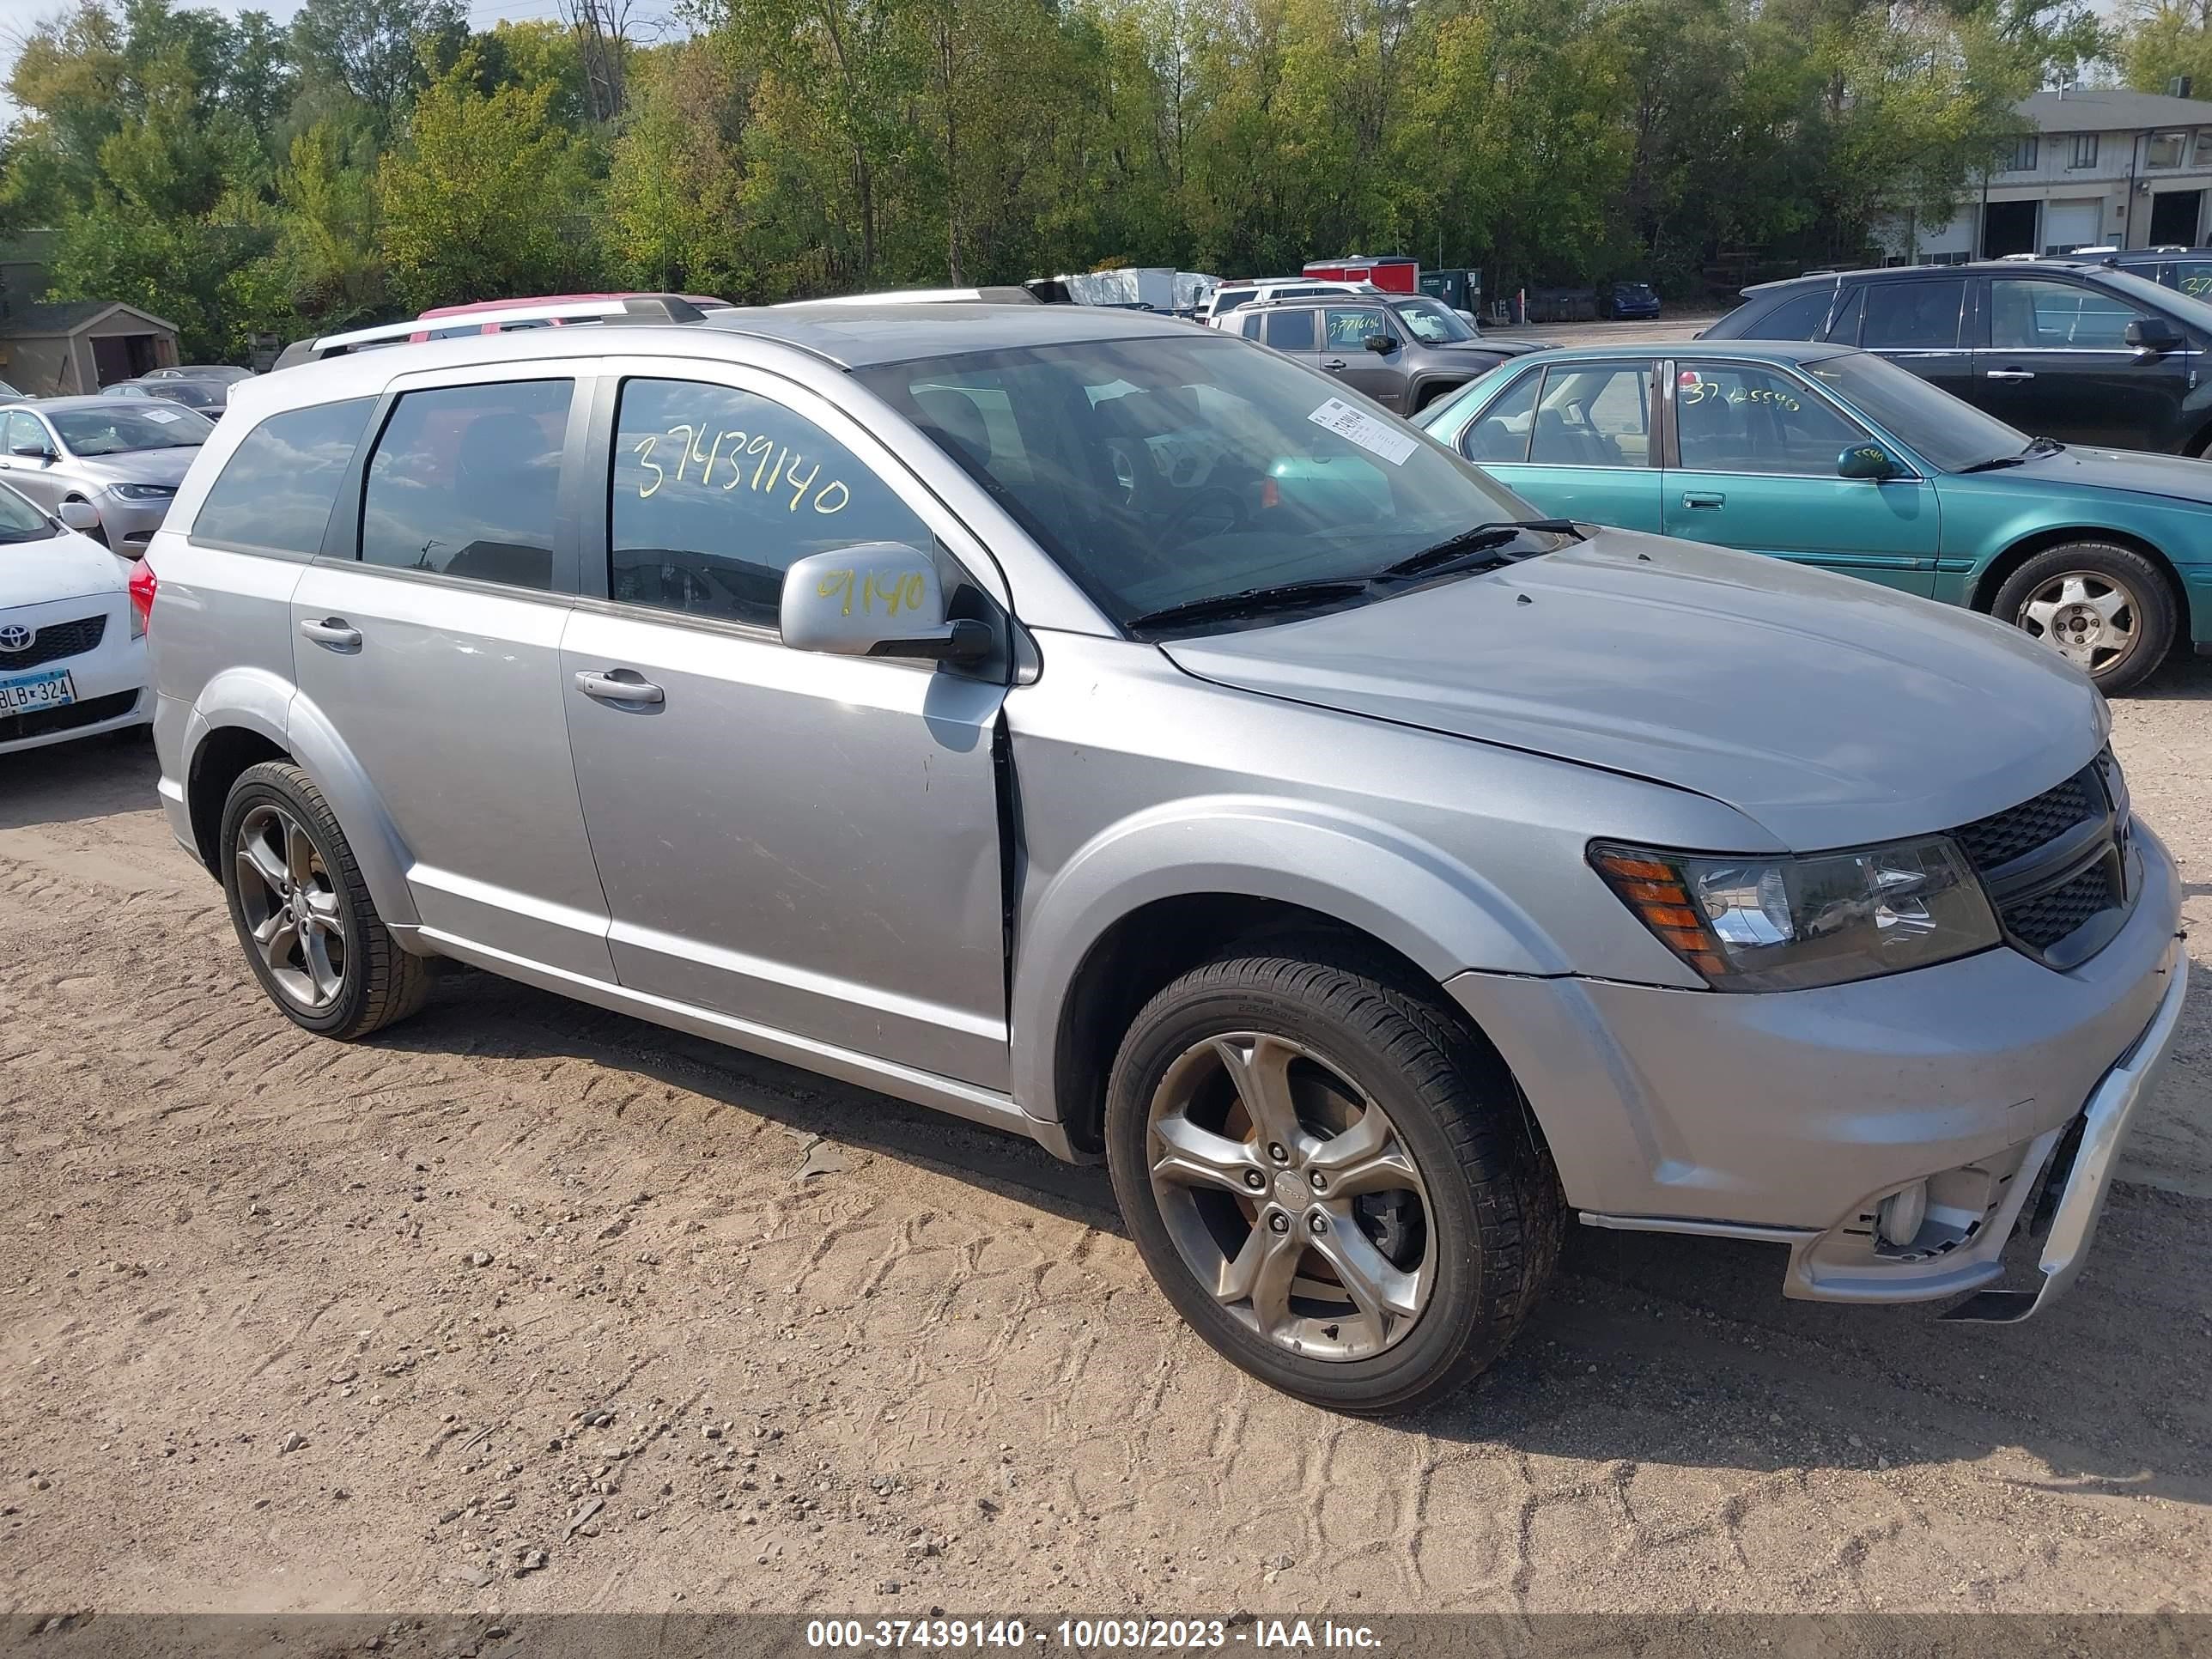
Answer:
1680 491 1726 508
1322 358 1348 371
1984 368 2035 381
574 668 665 706
298 617 362 650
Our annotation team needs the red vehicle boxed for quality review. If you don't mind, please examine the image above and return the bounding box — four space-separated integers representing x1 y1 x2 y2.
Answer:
410 293 732 342
1301 256 1418 294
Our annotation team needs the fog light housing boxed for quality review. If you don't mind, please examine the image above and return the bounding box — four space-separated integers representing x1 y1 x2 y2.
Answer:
1877 1181 1929 1248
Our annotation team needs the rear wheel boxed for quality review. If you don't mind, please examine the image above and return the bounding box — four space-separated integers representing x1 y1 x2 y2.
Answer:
220 762 432 1039
1990 542 2176 695
1104 940 1560 1415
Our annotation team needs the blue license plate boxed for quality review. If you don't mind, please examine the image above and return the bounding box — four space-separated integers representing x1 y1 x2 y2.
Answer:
0 667 76 714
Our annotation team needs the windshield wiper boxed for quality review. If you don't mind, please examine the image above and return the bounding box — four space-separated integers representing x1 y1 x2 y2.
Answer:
1124 578 1373 634
1377 519 1582 582
1959 436 2064 474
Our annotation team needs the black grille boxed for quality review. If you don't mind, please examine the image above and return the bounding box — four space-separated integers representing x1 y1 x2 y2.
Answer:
2006 861 2123 952
0 689 139 744
1954 763 2102 872
0 614 106 670
1949 750 2130 967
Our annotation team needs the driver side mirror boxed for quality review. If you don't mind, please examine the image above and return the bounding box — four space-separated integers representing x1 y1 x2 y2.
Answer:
10 444 52 461
780 543 991 664
57 501 100 532
1364 334 1398 354
1837 443 1903 481
2125 317 2188 358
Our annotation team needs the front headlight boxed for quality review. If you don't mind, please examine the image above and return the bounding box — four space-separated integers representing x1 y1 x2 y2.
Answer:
1590 836 2000 992
106 483 176 501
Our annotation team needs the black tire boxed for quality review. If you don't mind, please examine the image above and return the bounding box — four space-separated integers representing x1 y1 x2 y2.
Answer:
218 761 433 1039
1990 541 2177 695
1104 939 1562 1415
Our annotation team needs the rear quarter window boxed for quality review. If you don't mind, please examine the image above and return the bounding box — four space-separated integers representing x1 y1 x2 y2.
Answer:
188 397 378 557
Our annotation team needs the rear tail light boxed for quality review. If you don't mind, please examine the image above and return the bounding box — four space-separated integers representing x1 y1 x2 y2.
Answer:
128 558 156 639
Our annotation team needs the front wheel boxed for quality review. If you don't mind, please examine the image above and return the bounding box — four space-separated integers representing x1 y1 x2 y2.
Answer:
1990 542 2177 695
1103 941 1561 1415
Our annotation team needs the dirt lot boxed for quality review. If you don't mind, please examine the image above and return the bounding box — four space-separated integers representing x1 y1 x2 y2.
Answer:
2 665 2209 1620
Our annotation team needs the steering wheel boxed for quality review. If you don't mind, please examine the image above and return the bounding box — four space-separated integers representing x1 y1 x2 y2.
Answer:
1156 483 1246 546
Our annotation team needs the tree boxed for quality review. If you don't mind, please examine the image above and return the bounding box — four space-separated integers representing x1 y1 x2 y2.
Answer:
289 0 468 140
605 40 752 295
378 53 601 310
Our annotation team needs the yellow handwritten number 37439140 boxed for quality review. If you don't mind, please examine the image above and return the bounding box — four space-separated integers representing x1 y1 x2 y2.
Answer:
633 425 852 515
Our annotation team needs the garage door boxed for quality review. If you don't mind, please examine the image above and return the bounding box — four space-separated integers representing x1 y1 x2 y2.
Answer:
2044 198 2102 254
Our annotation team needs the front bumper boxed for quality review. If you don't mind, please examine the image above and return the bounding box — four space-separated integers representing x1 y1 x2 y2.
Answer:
1938 946 2187 1321
1446 818 2185 1310
0 593 149 756
94 494 174 557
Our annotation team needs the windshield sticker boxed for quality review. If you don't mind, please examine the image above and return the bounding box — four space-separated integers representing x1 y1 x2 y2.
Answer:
1307 398 1418 465
142 408 183 423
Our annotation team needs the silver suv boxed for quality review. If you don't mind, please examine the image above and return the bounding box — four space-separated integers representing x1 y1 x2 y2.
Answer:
146 298 2185 1413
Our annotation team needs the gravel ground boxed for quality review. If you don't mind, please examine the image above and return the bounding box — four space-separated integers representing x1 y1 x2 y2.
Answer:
1 661 2208 1618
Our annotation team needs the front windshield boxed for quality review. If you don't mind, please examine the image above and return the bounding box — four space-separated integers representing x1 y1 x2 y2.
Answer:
856 336 1530 629
1391 297 1478 343
2097 265 2212 331
51 404 213 455
1803 352 2028 472
151 382 221 408
0 483 55 542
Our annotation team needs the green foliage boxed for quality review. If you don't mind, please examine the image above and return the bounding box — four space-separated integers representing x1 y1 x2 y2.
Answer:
377 53 599 311
0 0 2135 368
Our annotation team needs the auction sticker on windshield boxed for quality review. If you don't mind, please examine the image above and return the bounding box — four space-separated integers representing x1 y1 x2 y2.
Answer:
1308 397 1418 465
143 408 183 423
0 667 76 714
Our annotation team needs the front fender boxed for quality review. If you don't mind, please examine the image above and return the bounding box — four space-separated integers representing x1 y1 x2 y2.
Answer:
1008 795 1565 1127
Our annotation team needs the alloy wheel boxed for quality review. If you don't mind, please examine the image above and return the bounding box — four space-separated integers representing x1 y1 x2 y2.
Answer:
2018 571 2140 677
1145 1031 1435 1361
234 803 347 1011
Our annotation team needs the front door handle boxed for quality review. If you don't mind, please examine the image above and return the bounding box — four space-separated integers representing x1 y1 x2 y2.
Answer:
1322 358 1348 371
1984 368 2035 381
298 617 362 650
1680 491 1726 509
574 668 665 706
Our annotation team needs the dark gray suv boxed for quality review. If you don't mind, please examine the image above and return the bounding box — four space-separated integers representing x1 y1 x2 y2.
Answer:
1232 293 1535 413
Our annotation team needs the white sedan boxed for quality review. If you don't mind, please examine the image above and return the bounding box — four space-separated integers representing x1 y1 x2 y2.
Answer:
0 483 150 756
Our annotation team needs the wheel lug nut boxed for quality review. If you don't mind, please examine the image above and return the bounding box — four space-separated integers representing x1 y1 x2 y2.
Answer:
1267 1143 1289 1164
1308 1172 1328 1193
1267 1213 1290 1235
1307 1212 1328 1235
1243 1170 1265 1190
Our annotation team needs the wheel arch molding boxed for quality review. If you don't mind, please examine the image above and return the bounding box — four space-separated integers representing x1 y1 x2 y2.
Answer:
1006 798 1566 1146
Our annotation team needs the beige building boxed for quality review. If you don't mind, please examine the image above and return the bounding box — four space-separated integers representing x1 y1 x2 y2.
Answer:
0 300 181 395
1881 86 2212 264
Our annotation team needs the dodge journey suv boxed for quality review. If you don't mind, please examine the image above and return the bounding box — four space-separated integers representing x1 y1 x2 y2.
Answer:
146 296 2186 1413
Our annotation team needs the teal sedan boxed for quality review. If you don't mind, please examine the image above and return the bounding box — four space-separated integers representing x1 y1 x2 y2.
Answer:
1414 340 2212 692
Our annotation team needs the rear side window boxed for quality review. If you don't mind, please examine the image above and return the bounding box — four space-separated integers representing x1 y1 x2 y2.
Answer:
360 380 570 591
1860 279 1966 348
191 397 376 557
1263 310 1316 350
610 378 929 631
1741 289 1834 341
2172 258 2212 300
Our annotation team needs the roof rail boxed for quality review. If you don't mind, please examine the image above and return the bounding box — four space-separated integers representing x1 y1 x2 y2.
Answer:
272 295 709 370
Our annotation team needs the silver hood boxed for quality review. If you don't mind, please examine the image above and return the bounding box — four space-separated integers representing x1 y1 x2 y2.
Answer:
1162 532 2106 850
76 447 202 489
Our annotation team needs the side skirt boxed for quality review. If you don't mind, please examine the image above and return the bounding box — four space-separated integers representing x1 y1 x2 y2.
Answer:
405 923 1075 1160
